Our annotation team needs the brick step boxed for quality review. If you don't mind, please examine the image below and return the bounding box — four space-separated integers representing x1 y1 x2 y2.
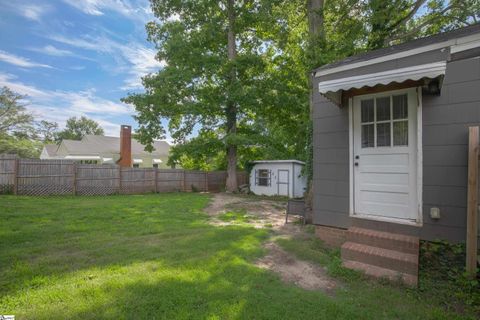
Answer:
341 241 418 276
343 260 418 286
347 227 419 254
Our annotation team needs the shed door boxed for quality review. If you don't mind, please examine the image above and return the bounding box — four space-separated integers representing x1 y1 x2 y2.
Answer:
353 89 418 222
277 169 289 197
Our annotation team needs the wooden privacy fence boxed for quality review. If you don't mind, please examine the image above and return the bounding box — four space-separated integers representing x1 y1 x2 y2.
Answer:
0 155 248 196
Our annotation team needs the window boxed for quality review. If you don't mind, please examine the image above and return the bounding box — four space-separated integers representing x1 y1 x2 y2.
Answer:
133 164 140 168
153 164 159 168
255 169 270 186
360 93 408 148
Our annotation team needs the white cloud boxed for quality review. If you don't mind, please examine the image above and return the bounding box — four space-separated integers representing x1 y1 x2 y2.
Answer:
62 0 152 21
0 50 53 69
37 45 73 57
50 34 165 90
0 73 133 136
19 4 50 22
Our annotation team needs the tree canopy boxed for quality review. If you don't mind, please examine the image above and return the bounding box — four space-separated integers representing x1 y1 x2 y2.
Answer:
56 116 105 141
124 0 478 189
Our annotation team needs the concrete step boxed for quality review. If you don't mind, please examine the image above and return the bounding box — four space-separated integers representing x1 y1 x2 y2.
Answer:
343 260 418 286
347 227 419 254
341 241 418 276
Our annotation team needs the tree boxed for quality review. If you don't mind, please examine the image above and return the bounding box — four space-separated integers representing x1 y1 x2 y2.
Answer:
123 0 285 192
0 86 33 135
56 116 104 141
0 87 42 157
36 120 59 143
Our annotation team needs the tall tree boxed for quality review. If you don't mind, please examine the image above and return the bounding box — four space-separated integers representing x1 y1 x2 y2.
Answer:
56 116 104 141
123 0 284 192
36 120 59 143
0 86 33 134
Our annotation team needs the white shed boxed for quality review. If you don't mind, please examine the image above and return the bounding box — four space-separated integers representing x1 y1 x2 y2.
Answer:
249 160 307 198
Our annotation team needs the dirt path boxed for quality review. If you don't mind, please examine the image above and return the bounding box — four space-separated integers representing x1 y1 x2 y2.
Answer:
205 193 338 292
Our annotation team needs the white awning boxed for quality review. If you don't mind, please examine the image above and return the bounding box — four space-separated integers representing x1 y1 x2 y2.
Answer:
65 155 101 160
318 61 447 94
153 159 163 164
133 158 143 164
102 157 113 163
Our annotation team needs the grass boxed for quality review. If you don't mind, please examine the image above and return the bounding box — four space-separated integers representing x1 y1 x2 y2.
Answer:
0 194 476 319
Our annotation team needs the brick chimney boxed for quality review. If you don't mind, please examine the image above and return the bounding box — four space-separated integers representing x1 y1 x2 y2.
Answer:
118 125 132 167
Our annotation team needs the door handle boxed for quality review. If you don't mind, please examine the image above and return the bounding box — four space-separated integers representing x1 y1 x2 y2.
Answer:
354 162 359 166
355 155 360 159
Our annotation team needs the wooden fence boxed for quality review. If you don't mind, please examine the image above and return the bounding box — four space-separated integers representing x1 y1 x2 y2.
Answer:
0 155 248 196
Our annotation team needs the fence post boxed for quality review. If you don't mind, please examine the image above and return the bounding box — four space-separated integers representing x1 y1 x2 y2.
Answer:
466 126 479 276
154 168 158 193
72 162 77 196
13 157 19 195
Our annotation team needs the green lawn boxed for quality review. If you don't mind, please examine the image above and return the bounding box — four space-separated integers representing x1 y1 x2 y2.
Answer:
0 194 475 319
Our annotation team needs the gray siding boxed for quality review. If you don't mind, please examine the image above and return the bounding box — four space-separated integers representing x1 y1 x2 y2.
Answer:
312 55 480 243
421 56 480 242
312 76 350 228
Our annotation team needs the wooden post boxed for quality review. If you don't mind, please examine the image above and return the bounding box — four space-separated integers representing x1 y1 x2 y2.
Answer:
466 126 479 276
72 162 77 196
13 158 19 195
154 169 158 193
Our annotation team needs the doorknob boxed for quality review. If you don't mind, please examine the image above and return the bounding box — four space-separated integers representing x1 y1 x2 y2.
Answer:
355 155 359 159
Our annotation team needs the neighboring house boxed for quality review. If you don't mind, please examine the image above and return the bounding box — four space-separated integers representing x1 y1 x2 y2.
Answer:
41 132 171 169
312 24 480 285
249 160 307 198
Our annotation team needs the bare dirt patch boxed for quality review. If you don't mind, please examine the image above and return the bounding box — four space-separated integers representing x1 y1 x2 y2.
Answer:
205 193 339 292
256 242 338 293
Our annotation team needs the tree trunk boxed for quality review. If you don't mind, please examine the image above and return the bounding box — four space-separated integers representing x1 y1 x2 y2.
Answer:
307 0 325 41
225 0 238 192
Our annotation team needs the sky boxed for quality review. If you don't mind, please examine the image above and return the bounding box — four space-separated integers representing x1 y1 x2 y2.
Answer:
0 0 168 138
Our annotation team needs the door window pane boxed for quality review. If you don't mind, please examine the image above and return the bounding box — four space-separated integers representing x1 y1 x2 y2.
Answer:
376 123 391 147
376 97 391 121
393 121 408 146
361 99 374 123
362 124 374 148
393 94 408 119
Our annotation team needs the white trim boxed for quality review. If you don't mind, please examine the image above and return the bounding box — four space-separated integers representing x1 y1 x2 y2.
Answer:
315 32 480 77
348 87 422 226
318 62 446 93
348 97 354 215
65 155 101 160
153 159 163 164
416 87 423 225
133 158 143 164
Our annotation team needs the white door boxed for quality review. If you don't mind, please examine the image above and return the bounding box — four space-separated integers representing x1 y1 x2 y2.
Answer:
277 169 289 197
353 89 418 223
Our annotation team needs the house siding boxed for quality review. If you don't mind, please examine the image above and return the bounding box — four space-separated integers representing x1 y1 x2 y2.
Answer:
421 55 480 242
312 80 350 228
312 55 480 243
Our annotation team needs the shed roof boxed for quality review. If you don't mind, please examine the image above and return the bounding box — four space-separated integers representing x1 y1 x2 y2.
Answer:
252 160 305 165
314 23 480 75
313 24 480 104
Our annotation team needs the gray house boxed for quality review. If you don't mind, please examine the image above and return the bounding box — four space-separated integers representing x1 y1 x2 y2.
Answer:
312 24 480 285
